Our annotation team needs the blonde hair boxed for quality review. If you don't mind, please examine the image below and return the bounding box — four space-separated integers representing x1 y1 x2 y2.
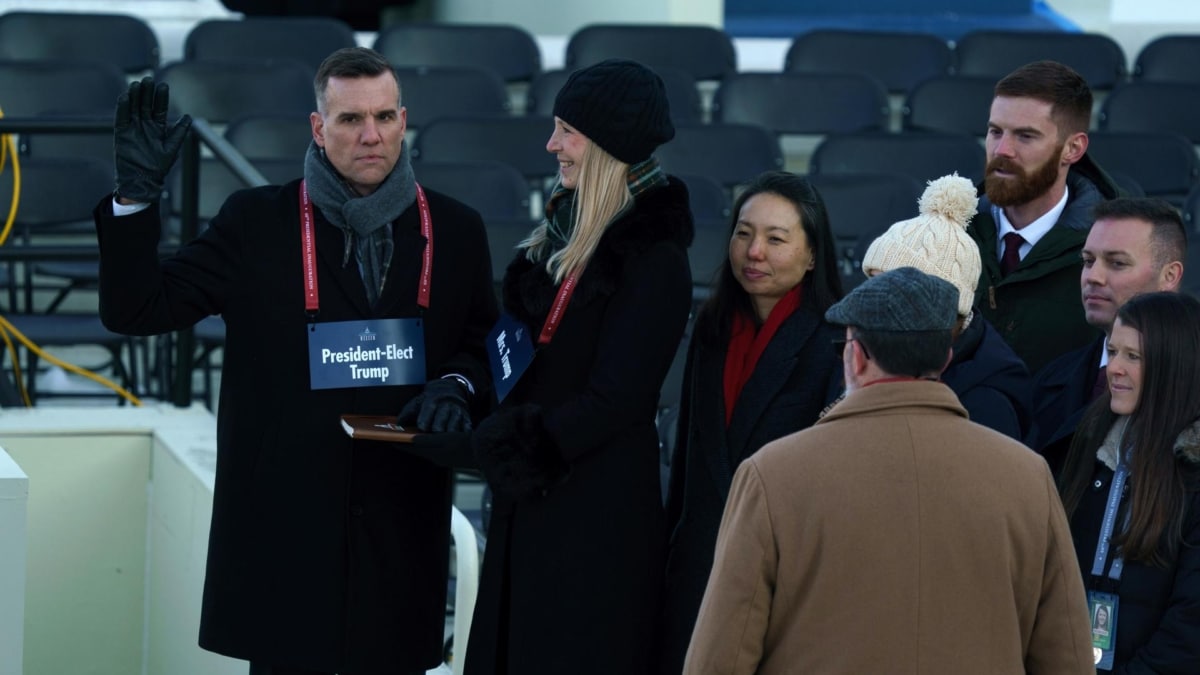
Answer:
522 140 633 283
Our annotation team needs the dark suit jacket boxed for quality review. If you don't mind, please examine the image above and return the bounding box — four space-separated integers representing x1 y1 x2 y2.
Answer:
94 180 497 673
659 298 842 675
1030 337 1105 474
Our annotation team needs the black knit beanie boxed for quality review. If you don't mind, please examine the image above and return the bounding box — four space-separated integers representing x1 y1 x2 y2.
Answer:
552 58 675 165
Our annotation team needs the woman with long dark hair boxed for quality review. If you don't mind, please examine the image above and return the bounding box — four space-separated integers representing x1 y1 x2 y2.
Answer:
1059 291 1200 673
660 171 844 674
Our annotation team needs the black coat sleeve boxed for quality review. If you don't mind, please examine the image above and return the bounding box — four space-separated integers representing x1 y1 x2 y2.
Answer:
541 239 693 463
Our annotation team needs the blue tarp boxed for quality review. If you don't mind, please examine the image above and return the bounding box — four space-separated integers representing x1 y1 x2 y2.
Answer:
725 1 1079 40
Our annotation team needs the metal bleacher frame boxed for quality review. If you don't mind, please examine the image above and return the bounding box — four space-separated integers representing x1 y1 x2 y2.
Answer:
0 115 266 408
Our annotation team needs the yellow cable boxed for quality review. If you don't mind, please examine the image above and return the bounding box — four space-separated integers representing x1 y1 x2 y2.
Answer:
0 106 19 246
0 105 142 408
0 323 31 406
0 316 141 406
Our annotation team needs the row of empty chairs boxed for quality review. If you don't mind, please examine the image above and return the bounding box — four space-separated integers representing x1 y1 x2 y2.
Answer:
7 10 1200 90
3 12 1200 192
7 54 1200 158
3 10 1200 405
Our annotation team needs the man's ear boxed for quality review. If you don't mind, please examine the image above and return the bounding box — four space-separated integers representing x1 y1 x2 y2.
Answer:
938 347 954 377
310 112 325 147
850 339 871 377
1159 260 1184 292
1062 131 1088 166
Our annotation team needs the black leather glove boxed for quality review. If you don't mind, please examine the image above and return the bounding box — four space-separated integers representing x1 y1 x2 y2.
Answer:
114 76 192 203
397 377 472 433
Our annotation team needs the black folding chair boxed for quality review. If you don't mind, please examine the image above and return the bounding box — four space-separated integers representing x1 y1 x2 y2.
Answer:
565 23 736 82
676 173 732 297
902 75 996 136
373 23 542 84
1183 184 1200 236
713 71 890 136
224 113 314 163
391 66 510 130
0 11 159 74
0 156 138 404
810 131 986 185
953 30 1127 91
656 123 784 191
0 59 125 164
184 17 356 71
806 173 925 292
1099 82 1200 143
1086 131 1200 207
412 115 560 187
1133 35 1200 84
419 159 536 283
785 29 952 95
156 60 315 126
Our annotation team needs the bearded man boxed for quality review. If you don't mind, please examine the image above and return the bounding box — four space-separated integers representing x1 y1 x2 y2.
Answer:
968 60 1123 375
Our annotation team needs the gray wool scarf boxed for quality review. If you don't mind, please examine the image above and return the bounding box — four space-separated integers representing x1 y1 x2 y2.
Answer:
303 141 417 307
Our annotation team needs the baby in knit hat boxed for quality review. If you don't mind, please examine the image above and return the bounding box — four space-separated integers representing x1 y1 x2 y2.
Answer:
860 173 1034 441
861 173 981 330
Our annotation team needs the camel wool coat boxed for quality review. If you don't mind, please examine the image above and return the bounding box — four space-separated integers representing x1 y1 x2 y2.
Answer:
685 380 1095 675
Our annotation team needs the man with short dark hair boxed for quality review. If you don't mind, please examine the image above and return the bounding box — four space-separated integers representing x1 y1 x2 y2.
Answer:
970 60 1124 375
1030 197 1185 471
94 47 498 675
684 267 1094 675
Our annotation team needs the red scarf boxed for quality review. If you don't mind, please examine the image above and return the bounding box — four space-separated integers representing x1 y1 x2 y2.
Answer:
723 286 803 425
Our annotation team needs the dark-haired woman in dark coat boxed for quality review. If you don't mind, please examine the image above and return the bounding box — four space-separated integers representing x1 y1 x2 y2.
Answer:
660 171 844 674
1059 291 1200 674
465 59 694 675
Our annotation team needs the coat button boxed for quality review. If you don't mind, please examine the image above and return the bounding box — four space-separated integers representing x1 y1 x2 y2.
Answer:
350 505 365 517
1093 479 1104 489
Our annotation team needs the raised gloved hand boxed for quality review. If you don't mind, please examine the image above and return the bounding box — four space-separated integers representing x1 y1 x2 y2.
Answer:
114 76 192 203
397 377 473 433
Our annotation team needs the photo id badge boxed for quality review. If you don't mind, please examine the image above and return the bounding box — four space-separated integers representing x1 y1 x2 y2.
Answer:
486 312 535 403
307 318 425 390
1088 590 1119 671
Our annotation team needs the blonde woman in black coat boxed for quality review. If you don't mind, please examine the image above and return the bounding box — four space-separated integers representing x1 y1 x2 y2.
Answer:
660 171 844 674
465 59 694 675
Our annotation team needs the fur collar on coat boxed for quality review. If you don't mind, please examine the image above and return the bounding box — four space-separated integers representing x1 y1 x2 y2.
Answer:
501 177 693 331
1097 416 1200 470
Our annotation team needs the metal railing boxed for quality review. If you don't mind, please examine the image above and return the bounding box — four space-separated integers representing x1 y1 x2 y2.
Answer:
0 116 269 407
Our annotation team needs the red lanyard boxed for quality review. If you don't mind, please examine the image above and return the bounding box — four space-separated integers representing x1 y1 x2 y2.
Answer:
299 180 433 313
538 268 583 345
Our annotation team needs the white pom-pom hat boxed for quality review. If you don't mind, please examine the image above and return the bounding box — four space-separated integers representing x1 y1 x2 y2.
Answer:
861 173 981 318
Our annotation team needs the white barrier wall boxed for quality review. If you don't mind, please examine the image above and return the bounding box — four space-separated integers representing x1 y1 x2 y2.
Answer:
0 449 28 675
434 0 723 39
1111 0 1200 22
0 405 470 675
143 423 243 675
5 433 149 675
0 405 240 675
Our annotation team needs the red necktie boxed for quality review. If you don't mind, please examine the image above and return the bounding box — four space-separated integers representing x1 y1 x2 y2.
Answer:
1001 232 1025 277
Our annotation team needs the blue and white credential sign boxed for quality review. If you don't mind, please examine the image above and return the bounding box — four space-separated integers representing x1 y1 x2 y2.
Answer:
307 318 426 390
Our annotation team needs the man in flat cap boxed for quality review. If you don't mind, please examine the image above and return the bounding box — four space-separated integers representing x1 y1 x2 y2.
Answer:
684 267 1094 675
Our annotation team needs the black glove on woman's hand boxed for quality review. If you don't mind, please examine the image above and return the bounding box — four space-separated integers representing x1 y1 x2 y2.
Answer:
397 377 472 433
114 76 192 203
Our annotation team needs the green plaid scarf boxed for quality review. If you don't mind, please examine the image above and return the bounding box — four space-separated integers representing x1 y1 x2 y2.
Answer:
544 157 668 253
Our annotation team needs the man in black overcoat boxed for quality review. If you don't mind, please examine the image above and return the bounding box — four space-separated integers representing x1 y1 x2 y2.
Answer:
92 47 497 675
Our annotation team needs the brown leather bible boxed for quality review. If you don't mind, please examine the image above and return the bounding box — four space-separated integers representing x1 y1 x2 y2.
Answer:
339 414 419 443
